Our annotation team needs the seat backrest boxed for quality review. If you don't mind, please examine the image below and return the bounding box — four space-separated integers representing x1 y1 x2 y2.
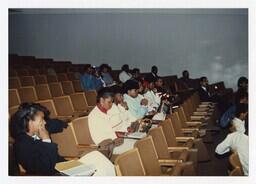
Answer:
57 73 69 82
19 76 36 87
53 95 74 116
160 119 178 147
9 89 21 107
72 80 83 92
67 72 76 81
34 75 48 84
28 69 39 76
134 136 162 176
85 90 97 106
61 81 75 95
18 86 38 103
114 148 146 176
180 104 190 123
229 152 244 176
37 99 58 119
16 69 29 76
71 116 95 145
50 124 80 157
35 84 52 100
148 127 170 159
47 75 58 83
49 82 64 97
170 112 184 136
9 105 19 117
70 92 89 111
9 77 21 89
9 69 17 77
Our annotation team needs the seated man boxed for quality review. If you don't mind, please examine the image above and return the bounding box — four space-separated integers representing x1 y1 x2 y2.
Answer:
179 70 197 90
10 103 115 176
108 86 137 132
88 87 136 155
215 104 249 175
80 65 103 91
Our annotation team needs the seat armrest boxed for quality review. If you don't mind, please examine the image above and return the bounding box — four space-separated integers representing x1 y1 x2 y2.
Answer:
181 128 199 132
186 121 202 126
193 112 208 115
190 115 205 120
76 144 98 149
176 137 194 142
168 146 189 152
158 159 182 166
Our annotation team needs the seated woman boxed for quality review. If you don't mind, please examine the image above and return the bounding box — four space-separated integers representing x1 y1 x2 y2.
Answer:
10 103 115 176
99 64 115 87
88 87 136 155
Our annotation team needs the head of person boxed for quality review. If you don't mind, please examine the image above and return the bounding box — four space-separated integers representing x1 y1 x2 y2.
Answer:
237 76 248 90
235 103 248 121
10 103 49 139
155 77 164 88
96 87 114 111
121 64 130 73
84 65 93 75
123 80 139 98
199 76 209 87
145 76 156 90
136 78 144 94
132 68 140 78
151 66 158 75
235 88 248 105
182 70 189 79
111 85 124 104
100 64 110 74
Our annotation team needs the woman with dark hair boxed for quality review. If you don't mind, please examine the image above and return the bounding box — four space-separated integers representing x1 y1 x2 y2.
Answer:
10 103 115 176
119 64 132 83
99 64 115 86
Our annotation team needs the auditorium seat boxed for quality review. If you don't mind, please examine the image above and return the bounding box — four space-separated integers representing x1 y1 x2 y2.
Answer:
229 152 244 176
9 89 21 107
9 105 19 117
53 95 88 118
67 72 77 81
148 127 196 176
61 81 75 95
9 69 17 77
57 73 68 82
51 124 93 159
85 90 97 106
48 82 64 97
71 116 97 147
72 80 83 92
19 76 36 87
16 69 29 76
35 84 52 100
70 92 94 112
47 75 58 83
134 136 182 176
9 77 21 89
34 75 48 84
18 86 38 103
114 148 146 176
28 69 39 76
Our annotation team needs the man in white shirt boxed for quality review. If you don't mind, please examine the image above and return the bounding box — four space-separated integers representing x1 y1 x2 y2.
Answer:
88 87 136 155
231 103 248 134
215 103 249 175
119 64 132 83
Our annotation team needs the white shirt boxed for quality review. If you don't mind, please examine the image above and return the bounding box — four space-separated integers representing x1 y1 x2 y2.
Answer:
232 117 246 134
143 90 161 111
88 105 136 155
88 106 117 145
201 86 210 96
107 104 136 132
215 132 248 175
119 71 132 83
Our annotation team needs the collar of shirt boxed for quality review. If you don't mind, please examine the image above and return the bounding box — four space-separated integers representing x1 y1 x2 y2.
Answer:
233 117 245 125
201 86 207 92
97 104 108 114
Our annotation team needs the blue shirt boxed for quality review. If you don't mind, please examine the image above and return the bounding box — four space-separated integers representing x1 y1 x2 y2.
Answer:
101 72 114 86
80 73 103 91
220 105 236 128
123 94 148 120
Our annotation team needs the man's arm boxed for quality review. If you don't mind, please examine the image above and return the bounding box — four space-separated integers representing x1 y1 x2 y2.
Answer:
215 134 233 155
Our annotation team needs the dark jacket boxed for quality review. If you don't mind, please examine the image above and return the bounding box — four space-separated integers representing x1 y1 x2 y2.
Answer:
197 87 213 102
13 118 67 175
